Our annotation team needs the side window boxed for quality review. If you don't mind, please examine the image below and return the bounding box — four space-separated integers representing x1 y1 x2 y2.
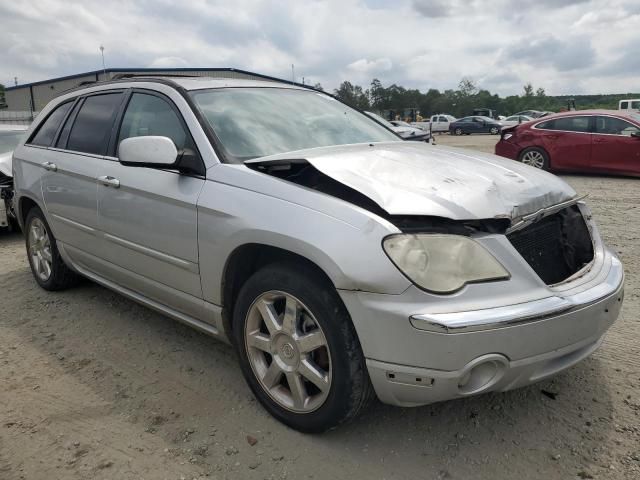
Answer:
117 93 192 152
553 116 590 133
620 101 629 109
536 119 555 130
439 116 447 122
595 116 640 136
67 93 123 155
632 101 640 109
29 101 73 147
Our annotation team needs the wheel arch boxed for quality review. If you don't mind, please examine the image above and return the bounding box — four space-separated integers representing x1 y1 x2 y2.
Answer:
18 195 43 231
220 243 340 337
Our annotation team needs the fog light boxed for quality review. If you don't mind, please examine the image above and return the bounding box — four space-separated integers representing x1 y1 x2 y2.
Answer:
458 354 508 395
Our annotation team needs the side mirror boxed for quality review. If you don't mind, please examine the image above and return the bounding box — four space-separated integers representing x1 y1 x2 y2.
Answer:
119 136 178 168
632 131 640 138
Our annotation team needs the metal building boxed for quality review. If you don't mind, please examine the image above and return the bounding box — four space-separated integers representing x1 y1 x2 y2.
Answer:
2 67 295 115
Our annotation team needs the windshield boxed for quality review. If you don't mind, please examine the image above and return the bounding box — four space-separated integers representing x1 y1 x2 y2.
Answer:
0 131 27 155
190 88 399 161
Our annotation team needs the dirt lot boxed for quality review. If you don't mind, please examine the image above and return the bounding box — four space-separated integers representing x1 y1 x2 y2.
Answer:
1 135 639 480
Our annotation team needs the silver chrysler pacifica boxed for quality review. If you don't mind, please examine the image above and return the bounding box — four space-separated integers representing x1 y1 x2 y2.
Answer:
12 76 624 432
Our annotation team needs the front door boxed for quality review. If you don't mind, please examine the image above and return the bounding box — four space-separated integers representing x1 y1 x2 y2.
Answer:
591 115 640 174
96 91 206 313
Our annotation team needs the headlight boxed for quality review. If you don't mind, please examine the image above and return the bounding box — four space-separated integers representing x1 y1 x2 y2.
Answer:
383 234 509 293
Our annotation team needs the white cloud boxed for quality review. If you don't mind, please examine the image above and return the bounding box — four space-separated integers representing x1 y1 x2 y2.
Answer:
148 56 189 68
347 58 393 73
1 0 639 96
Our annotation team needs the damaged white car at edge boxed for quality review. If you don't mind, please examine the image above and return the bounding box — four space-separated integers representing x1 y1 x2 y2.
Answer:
0 124 28 230
12 77 623 433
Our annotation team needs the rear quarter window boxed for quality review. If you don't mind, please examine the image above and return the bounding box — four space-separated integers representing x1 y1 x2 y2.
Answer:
29 101 73 147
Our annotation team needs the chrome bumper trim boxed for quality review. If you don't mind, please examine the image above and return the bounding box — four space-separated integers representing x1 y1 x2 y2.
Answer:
410 255 623 334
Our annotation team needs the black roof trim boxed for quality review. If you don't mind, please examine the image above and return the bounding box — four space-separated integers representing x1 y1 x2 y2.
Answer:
5 67 307 91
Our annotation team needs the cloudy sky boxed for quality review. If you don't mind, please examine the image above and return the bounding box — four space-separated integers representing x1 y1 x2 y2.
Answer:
2 0 639 96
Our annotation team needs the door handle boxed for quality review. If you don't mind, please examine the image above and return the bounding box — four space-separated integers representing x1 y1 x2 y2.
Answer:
41 161 57 172
97 175 120 188
543 134 558 140
593 138 606 143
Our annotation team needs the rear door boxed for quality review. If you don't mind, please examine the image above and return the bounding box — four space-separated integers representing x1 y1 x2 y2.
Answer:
40 91 124 262
591 115 640 174
96 90 206 313
534 116 592 171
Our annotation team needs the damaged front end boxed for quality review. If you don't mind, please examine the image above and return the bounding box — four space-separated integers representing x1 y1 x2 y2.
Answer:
246 157 595 287
0 173 16 230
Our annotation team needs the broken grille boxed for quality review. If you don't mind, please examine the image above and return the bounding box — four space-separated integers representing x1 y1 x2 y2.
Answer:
507 206 594 285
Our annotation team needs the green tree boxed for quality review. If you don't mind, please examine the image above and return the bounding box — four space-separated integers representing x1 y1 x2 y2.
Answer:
313 82 324 91
334 81 370 110
369 78 387 110
523 83 534 97
458 77 478 97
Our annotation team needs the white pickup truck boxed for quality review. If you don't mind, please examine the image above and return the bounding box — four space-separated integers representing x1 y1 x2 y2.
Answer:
619 99 640 111
412 114 456 133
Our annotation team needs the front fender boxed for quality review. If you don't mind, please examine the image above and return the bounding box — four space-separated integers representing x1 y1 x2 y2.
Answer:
197 175 411 305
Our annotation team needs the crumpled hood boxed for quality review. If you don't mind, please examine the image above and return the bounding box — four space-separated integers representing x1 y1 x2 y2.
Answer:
246 142 577 221
0 152 12 177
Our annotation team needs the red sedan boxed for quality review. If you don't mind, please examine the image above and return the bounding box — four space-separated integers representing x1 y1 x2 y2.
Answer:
495 110 640 176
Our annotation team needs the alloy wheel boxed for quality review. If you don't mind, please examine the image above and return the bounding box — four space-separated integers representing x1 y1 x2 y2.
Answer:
28 218 52 282
244 291 332 413
521 150 545 169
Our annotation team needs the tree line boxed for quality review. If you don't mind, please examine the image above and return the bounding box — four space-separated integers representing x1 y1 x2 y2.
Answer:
327 77 638 119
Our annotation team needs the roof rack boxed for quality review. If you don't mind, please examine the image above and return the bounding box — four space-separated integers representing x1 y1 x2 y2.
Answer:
110 73 201 80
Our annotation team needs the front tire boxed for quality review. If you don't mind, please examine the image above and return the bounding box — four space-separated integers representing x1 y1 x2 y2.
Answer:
233 263 372 433
519 147 549 170
454 128 463 136
25 207 79 290
490 126 499 135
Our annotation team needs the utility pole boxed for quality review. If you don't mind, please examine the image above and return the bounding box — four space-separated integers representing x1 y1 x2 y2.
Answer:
99 45 106 78
14 77 18 86
291 64 295 83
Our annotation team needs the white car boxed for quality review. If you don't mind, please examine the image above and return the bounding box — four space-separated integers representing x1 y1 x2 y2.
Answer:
500 115 533 128
365 112 429 141
0 124 29 230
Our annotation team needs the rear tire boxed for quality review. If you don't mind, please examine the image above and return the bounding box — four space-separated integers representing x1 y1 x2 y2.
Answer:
454 128 463 136
25 207 79 291
519 147 549 170
233 263 372 433
490 126 499 135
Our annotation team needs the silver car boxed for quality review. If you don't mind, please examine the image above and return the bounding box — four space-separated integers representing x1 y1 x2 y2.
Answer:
12 77 624 433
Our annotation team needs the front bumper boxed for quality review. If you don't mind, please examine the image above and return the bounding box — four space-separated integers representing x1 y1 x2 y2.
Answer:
340 249 624 407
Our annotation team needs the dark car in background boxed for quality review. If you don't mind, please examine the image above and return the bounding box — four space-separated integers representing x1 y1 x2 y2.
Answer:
449 116 503 135
495 110 640 176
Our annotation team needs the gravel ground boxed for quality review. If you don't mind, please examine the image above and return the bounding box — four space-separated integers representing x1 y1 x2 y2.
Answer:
1 135 639 480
